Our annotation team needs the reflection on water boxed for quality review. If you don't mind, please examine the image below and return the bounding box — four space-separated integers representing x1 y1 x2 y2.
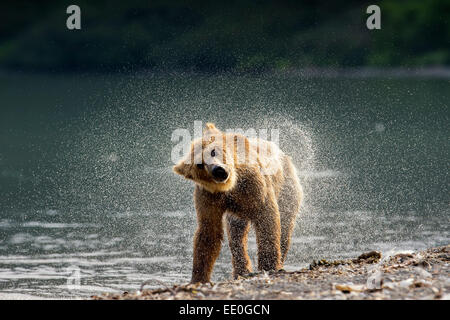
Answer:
0 72 448 298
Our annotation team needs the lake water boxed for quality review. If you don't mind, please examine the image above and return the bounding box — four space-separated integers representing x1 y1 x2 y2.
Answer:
0 71 448 298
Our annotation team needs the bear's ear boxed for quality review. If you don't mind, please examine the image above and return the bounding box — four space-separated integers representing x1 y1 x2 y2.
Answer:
205 122 216 130
204 123 221 141
173 161 188 176
205 122 221 134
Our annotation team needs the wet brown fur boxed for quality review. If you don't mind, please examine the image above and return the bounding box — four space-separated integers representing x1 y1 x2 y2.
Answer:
173 123 302 283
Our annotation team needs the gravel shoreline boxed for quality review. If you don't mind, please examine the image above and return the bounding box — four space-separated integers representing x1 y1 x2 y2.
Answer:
92 245 449 300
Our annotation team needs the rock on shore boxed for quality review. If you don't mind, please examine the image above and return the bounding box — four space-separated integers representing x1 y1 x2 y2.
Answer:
92 245 449 300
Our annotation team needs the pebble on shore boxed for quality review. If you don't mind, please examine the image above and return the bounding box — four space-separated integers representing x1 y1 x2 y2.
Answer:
92 245 449 300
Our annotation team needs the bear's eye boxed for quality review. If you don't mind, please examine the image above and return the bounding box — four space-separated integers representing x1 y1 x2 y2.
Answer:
196 163 204 169
211 149 216 157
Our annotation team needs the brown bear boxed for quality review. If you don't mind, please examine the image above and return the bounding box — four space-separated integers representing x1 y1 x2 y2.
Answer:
173 123 302 283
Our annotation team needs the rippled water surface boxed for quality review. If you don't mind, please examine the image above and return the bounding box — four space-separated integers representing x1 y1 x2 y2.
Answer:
0 72 448 298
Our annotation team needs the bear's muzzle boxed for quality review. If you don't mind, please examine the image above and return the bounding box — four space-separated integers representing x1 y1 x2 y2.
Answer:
211 165 229 182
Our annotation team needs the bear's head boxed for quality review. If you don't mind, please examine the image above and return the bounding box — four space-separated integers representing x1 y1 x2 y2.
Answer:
173 123 238 193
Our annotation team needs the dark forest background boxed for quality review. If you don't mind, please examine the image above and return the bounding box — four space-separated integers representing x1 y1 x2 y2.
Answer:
0 0 449 72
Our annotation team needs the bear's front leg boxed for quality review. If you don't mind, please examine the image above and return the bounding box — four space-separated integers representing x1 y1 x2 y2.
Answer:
226 214 252 278
191 204 225 283
253 201 282 272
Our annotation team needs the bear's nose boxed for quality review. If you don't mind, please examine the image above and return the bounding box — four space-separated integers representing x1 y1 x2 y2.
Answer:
212 166 228 181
